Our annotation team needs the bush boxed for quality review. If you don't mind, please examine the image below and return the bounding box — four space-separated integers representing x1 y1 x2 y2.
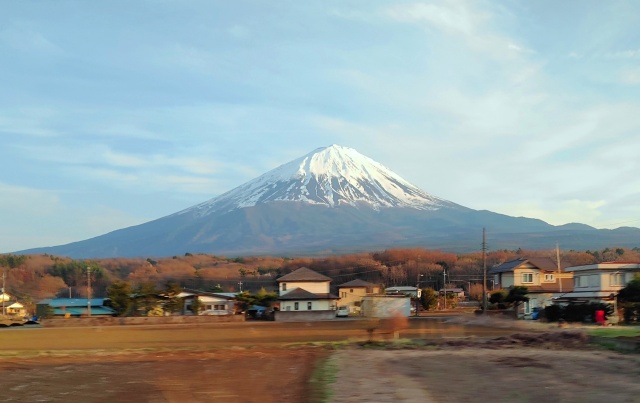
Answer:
563 304 593 323
544 305 562 322
489 290 507 304
623 302 640 323
547 303 613 323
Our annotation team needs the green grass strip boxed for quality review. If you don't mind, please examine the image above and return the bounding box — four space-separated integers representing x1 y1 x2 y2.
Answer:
588 327 640 338
308 353 338 403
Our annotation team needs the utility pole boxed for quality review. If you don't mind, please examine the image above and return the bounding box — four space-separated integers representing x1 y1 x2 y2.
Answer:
86 267 92 317
482 228 488 314
415 273 423 317
443 268 447 310
1 270 5 317
238 281 243 292
556 243 562 293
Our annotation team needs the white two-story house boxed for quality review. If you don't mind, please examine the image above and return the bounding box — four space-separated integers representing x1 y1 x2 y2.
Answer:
276 267 339 321
489 257 573 316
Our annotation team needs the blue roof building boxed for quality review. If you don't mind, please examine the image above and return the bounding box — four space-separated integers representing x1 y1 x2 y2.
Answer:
36 298 116 317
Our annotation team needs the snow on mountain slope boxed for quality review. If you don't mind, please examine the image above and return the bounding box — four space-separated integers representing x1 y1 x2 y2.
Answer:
180 145 458 217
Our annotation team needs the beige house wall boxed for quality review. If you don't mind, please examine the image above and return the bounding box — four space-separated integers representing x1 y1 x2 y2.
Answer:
338 286 381 313
280 281 329 295
513 267 541 287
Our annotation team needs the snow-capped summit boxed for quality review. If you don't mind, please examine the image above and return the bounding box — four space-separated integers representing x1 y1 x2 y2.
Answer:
182 145 456 216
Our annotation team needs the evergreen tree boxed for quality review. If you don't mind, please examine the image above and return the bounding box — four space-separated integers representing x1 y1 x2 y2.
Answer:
107 281 132 316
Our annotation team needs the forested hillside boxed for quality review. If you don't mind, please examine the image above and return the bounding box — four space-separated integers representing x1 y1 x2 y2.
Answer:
1 247 638 310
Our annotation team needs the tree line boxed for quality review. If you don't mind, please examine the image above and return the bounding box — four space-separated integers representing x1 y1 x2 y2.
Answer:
1 246 639 313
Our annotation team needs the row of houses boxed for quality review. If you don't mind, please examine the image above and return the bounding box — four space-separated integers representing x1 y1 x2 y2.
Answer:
35 267 409 320
34 259 640 321
489 258 640 320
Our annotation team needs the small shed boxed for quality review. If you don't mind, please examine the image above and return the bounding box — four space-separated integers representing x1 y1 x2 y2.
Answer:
361 295 412 318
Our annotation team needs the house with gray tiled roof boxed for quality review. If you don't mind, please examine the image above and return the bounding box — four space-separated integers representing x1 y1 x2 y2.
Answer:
489 257 573 318
276 267 338 321
558 262 640 323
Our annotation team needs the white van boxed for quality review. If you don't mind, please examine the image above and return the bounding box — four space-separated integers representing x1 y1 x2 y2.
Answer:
336 306 349 317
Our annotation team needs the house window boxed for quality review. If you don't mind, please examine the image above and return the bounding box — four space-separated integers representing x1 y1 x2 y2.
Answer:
282 283 287 291
350 289 354 293
522 273 534 283
294 302 299 310
611 273 625 286
341 292 347 298
574 276 586 288
544 274 555 282
214 304 225 310
588 275 600 287
307 302 312 310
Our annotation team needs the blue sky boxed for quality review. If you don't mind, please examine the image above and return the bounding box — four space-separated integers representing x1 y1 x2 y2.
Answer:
2 0 639 253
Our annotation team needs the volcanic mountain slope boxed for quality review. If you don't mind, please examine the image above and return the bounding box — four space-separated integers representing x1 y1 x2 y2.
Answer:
19 145 640 258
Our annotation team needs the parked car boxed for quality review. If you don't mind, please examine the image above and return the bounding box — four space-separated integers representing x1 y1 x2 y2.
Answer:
336 306 349 317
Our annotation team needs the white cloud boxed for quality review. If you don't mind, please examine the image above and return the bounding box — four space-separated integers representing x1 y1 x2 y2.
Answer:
384 1 527 61
606 49 640 59
103 150 147 168
619 68 640 85
97 123 162 140
385 2 481 36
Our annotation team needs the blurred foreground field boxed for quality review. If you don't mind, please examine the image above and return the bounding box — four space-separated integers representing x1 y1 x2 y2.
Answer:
1 320 640 402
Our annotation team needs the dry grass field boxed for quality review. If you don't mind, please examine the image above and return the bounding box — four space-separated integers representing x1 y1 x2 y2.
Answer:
1 319 639 402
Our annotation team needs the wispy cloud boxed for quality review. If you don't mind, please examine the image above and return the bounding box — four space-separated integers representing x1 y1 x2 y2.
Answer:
385 2 483 36
499 199 607 227
384 1 530 60
0 22 63 55
0 182 60 215
0 108 61 138
619 68 640 85
606 49 640 59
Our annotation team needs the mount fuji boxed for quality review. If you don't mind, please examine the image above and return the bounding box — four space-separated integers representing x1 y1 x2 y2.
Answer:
19 145 640 258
